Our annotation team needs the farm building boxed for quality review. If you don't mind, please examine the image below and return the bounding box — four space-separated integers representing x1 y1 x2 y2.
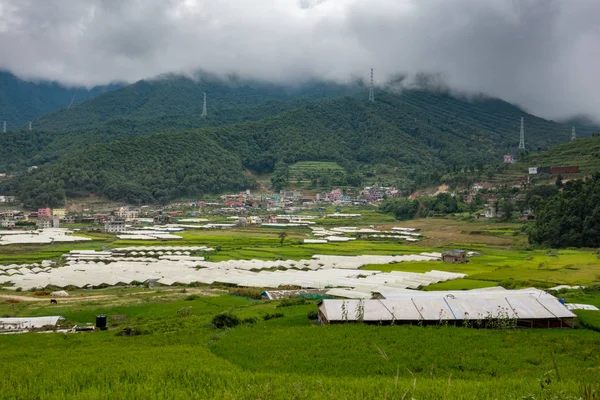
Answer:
317 289 576 328
442 250 467 263
104 218 126 233
550 166 580 174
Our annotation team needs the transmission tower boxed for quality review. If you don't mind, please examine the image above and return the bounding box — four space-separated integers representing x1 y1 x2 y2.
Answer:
29 121 32 131
571 126 576 141
201 92 207 117
3 121 5 134
518 117 525 150
368 68 374 102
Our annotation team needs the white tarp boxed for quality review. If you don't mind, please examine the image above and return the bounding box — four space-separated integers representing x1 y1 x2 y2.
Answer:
319 290 576 323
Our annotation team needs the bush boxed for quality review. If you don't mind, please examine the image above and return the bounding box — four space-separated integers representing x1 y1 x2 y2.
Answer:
184 294 200 301
229 288 263 300
34 291 51 296
263 312 284 321
242 317 257 325
277 298 309 308
212 313 240 329
117 326 152 337
307 310 319 320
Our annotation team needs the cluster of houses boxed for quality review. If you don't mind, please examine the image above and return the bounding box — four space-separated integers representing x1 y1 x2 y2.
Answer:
0 184 424 234
1 208 63 230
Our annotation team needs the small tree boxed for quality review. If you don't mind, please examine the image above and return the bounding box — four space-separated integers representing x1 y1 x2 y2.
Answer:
278 231 288 246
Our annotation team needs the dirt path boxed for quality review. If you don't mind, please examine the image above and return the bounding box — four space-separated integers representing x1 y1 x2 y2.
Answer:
1 288 224 304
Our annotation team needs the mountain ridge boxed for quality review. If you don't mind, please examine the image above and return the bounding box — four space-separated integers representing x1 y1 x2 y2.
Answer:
0 71 121 129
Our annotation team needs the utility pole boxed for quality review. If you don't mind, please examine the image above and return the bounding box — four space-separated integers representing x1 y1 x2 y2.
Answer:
518 117 525 150
201 92 207 117
368 68 374 102
3 121 6 134
571 126 576 141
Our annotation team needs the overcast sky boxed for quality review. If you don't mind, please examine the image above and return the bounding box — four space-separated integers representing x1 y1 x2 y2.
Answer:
0 0 598 120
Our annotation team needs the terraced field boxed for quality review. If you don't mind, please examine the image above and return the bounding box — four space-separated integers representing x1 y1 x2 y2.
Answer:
288 161 346 181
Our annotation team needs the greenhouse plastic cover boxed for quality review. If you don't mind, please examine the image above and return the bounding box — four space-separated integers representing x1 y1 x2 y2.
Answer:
3 251 465 291
320 289 576 322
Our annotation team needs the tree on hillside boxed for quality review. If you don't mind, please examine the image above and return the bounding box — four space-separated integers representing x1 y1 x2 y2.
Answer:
528 174 600 247
270 161 289 192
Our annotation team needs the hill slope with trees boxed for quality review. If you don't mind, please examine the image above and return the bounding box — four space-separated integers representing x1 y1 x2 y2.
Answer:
6 132 249 207
4 90 596 206
518 135 600 174
32 75 360 133
528 174 600 247
0 71 120 129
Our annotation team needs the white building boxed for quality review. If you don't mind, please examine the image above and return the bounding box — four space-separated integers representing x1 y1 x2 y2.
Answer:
1 219 16 228
37 217 59 230
104 219 126 233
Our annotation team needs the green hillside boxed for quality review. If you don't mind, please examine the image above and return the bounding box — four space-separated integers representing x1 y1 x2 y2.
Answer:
1 76 594 174
518 135 600 174
0 71 119 128
33 75 360 132
0 99 317 171
5 90 596 206
6 131 249 207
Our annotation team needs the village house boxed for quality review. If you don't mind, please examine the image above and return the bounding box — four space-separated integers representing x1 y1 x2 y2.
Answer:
104 217 126 233
361 185 398 202
36 216 59 230
153 212 173 225
326 189 344 202
52 208 67 219
38 208 52 217
442 250 467 263
115 207 139 220
1 219 16 229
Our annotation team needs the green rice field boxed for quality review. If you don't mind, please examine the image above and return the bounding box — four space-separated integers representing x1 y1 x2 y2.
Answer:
2 216 600 398
1 292 600 399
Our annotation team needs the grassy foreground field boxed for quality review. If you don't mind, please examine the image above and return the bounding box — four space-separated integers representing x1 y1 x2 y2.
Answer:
2 216 600 398
2 292 600 399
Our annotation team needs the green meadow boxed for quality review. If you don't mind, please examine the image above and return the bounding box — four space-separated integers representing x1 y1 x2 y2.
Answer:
1 292 600 399
2 216 600 398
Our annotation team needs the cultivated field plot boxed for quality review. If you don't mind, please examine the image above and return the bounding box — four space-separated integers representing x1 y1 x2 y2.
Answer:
288 161 346 181
1 291 600 399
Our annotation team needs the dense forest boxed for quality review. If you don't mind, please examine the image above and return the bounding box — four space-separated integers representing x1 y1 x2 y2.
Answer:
379 193 460 220
0 71 119 129
528 174 600 248
33 75 360 132
4 132 250 207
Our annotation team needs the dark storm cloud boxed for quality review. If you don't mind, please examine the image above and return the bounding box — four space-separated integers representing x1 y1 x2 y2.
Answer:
0 0 598 119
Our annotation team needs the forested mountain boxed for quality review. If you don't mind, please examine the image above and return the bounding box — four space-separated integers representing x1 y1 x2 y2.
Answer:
0 71 120 129
0 79 591 173
6 132 250 207
0 99 317 171
33 74 361 132
4 89 593 206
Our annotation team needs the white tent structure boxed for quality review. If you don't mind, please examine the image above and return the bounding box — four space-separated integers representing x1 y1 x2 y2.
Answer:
0 316 64 331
